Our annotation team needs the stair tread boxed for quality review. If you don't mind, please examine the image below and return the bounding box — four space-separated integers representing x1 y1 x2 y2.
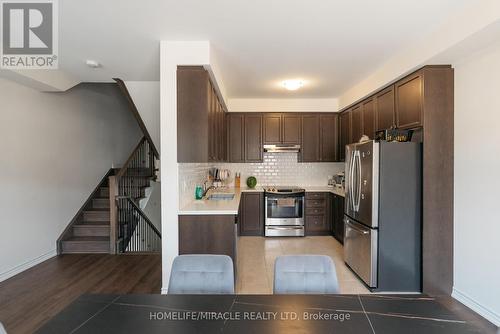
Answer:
75 221 110 226
84 208 109 212
64 236 109 242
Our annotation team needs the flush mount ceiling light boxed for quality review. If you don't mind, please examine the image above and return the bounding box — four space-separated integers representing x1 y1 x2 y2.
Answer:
282 80 304 91
86 60 101 68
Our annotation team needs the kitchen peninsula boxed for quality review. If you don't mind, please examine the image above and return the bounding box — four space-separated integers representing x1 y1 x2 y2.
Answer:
178 186 346 276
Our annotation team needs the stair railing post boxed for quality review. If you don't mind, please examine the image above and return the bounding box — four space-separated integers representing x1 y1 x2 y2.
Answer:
109 175 119 254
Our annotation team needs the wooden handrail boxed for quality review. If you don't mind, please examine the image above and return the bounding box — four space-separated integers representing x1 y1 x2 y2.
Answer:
109 136 158 253
113 78 160 158
115 136 147 179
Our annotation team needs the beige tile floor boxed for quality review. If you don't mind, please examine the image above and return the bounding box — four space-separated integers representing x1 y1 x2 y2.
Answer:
235 236 370 294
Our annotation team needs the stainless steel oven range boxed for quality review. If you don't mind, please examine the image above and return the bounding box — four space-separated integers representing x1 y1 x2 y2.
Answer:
264 186 305 237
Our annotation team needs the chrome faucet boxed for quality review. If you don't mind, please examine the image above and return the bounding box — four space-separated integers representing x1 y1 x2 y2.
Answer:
202 180 215 198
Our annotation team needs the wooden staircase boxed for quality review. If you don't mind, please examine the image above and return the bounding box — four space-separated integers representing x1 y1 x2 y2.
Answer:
57 137 160 254
58 80 161 255
59 177 112 253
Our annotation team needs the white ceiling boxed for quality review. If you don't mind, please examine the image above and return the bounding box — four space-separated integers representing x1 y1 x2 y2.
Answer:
60 0 474 98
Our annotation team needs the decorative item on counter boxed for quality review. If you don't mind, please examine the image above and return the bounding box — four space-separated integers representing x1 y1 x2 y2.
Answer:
194 184 203 200
328 175 334 186
235 172 241 188
208 168 231 188
246 176 257 189
359 135 370 143
375 128 413 142
219 169 230 182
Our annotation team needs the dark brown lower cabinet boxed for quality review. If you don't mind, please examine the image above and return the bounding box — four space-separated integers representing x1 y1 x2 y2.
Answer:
332 194 345 244
305 192 330 235
238 192 264 236
178 215 238 272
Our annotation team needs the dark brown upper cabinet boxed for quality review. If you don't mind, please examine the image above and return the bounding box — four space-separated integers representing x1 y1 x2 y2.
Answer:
301 114 320 162
209 86 219 161
282 114 301 144
263 113 282 144
227 113 245 162
244 114 263 162
263 113 301 145
319 114 338 162
375 85 395 131
395 71 423 129
362 98 375 140
227 113 264 163
177 66 226 163
351 104 363 144
339 111 351 161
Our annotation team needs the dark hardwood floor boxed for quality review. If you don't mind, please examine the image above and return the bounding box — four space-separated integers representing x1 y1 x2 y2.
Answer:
0 254 161 334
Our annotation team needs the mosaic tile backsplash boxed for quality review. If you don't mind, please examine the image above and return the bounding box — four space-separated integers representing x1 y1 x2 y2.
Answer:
179 153 344 207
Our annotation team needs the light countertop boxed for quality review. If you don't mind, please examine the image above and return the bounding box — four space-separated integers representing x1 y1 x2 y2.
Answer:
178 186 344 215
178 187 261 215
303 186 345 197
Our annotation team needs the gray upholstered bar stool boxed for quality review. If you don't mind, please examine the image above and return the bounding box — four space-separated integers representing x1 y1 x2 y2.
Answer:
274 255 339 294
0 321 7 334
168 254 234 294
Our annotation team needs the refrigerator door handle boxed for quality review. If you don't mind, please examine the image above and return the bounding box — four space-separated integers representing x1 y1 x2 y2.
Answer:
353 150 361 212
349 149 356 212
356 150 362 211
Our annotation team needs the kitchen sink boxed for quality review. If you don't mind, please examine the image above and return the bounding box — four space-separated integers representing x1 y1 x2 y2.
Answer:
207 193 235 200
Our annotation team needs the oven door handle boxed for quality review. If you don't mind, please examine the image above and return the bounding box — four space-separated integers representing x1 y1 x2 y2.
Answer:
266 226 304 230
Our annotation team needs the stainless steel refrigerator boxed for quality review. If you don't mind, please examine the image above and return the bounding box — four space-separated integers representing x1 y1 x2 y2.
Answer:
344 140 422 292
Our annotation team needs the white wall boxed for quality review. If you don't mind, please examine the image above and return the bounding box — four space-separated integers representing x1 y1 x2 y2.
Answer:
452 42 500 326
338 0 500 109
125 81 161 150
0 79 142 282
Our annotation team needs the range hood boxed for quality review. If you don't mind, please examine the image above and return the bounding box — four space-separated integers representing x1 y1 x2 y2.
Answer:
263 144 301 153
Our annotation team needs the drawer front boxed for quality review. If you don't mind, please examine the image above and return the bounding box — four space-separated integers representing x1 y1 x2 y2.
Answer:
265 226 304 237
305 192 327 200
305 207 326 215
306 215 328 231
306 199 326 208
344 217 378 287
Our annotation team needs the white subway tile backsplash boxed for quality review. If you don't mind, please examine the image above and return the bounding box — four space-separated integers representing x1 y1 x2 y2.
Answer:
178 153 344 207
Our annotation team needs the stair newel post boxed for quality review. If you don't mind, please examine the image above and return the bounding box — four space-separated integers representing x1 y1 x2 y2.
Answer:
109 175 119 254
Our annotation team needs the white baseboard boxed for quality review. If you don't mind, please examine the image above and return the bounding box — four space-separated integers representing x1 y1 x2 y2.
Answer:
0 249 57 283
452 287 500 327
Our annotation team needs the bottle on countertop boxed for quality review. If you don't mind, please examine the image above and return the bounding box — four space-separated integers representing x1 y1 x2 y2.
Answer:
195 184 203 200
235 172 241 188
